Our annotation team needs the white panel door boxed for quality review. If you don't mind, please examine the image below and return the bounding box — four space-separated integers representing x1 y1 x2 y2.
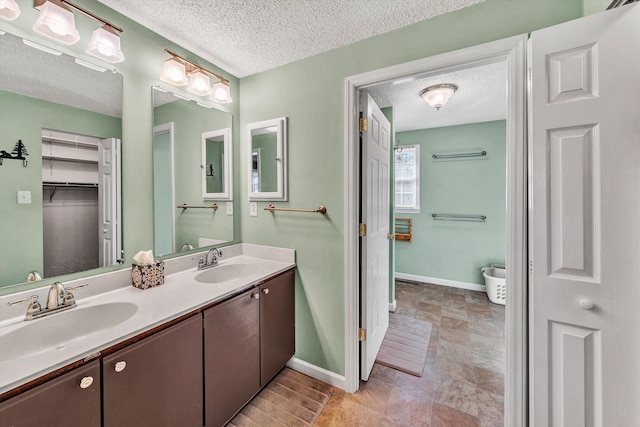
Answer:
530 4 640 426
360 94 391 381
98 138 122 266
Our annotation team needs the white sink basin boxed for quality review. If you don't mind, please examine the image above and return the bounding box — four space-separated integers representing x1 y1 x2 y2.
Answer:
195 263 256 284
0 302 138 362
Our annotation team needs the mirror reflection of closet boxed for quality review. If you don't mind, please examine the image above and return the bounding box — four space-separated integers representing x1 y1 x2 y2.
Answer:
248 117 288 201
42 129 122 277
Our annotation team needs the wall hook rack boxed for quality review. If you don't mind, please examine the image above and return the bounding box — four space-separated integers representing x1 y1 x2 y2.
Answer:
0 140 29 167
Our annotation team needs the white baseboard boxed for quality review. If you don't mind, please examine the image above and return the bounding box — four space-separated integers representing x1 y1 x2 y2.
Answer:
286 357 347 391
389 299 397 312
395 272 486 292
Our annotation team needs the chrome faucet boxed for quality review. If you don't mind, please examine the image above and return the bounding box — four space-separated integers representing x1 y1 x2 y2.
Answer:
195 248 223 270
7 282 88 321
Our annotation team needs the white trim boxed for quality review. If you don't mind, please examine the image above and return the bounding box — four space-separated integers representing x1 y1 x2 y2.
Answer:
153 122 176 254
388 299 397 312
344 34 528 422
395 272 486 292
286 357 346 390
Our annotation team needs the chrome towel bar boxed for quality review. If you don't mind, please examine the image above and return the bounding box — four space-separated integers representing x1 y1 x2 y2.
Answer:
432 213 486 222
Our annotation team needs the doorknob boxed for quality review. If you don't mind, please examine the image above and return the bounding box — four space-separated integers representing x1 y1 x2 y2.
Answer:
579 299 596 310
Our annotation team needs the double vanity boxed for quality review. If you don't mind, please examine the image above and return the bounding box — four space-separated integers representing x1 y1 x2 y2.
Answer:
0 244 295 427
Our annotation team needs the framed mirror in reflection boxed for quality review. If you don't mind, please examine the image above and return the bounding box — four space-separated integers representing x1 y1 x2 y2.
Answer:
248 117 288 201
152 87 233 257
0 30 123 289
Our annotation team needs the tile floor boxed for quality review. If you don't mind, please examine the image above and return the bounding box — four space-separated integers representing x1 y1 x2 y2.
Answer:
314 280 505 427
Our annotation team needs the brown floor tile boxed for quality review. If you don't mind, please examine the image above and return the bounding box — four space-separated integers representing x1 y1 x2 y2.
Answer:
476 389 504 427
436 360 476 385
440 316 469 331
370 362 398 385
474 366 505 396
441 305 468 320
438 338 474 367
381 386 432 427
431 402 480 427
328 398 383 427
344 378 394 414
439 327 471 346
432 377 479 417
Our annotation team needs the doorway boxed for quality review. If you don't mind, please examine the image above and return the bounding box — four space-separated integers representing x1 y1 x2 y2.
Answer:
344 35 528 426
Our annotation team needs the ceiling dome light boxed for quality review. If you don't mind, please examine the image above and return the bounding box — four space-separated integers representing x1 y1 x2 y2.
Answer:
86 25 124 63
187 70 213 96
0 0 21 20
160 57 188 86
211 81 232 104
32 0 80 45
419 84 457 111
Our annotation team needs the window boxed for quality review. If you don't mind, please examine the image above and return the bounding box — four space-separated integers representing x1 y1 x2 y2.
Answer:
394 144 420 213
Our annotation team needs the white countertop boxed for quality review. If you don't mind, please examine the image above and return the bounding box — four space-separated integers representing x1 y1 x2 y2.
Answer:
0 244 295 395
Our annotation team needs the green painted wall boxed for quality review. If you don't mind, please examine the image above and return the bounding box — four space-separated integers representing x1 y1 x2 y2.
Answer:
394 121 507 286
154 100 233 247
239 0 583 375
583 0 611 15
0 0 239 294
0 90 121 287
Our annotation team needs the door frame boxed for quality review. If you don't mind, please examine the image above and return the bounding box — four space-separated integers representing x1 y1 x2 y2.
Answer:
152 122 176 255
343 34 528 426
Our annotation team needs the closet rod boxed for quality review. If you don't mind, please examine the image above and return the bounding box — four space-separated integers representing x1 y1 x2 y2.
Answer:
432 213 486 222
432 150 486 160
264 204 327 215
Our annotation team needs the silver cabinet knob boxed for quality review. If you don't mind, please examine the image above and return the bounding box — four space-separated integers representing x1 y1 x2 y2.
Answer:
579 299 595 310
262 288 270 295
251 293 260 300
114 361 127 372
79 376 94 389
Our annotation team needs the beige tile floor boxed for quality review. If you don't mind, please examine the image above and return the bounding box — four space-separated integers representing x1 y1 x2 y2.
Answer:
314 280 505 427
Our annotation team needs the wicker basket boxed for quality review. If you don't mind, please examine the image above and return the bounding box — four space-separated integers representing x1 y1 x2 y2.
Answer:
132 261 164 289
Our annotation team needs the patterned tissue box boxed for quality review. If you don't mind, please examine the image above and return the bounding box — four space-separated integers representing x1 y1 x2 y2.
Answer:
132 261 164 289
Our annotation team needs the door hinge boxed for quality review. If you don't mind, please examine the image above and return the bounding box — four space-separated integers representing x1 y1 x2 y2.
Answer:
529 259 533 274
358 328 366 341
359 117 367 132
387 233 396 240
359 223 367 237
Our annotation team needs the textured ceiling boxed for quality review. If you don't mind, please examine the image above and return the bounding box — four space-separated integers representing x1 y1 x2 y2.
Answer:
366 61 507 132
0 31 122 118
98 0 484 78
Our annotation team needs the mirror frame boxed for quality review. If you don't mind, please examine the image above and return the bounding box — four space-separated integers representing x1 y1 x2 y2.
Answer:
202 128 233 200
247 117 288 201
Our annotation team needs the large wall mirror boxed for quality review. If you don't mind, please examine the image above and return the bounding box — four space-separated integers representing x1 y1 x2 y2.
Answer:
152 87 233 257
247 117 288 201
0 30 123 289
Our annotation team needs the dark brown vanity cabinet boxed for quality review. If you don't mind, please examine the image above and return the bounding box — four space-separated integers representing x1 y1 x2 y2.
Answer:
260 269 295 386
0 360 101 427
102 315 203 427
204 269 295 427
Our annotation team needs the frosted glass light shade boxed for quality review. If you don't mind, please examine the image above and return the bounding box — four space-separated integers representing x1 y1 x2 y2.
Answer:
0 0 21 21
210 81 232 104
160 58 188 86
86 26 124 63
419 84 457 111
187 70 213 96
32 0 80 45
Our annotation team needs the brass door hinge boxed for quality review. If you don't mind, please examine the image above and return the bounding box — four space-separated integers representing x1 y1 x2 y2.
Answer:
359 223 367 237
359 118 367 132
359 328 366 341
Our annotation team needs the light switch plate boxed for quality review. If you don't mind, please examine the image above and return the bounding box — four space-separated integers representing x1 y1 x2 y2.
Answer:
250 202 258 217
17 191 31 204
226 202 233 215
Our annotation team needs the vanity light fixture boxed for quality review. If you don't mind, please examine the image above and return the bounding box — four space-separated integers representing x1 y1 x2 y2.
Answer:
419 83 458 111
187 70 213 96
32 0 125 63
161 49 232 104
0 0 21 20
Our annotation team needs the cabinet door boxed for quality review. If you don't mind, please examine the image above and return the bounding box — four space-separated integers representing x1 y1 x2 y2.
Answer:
103 315 202 427
0 360 100 427
204 288 260 427
260 269 295 386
